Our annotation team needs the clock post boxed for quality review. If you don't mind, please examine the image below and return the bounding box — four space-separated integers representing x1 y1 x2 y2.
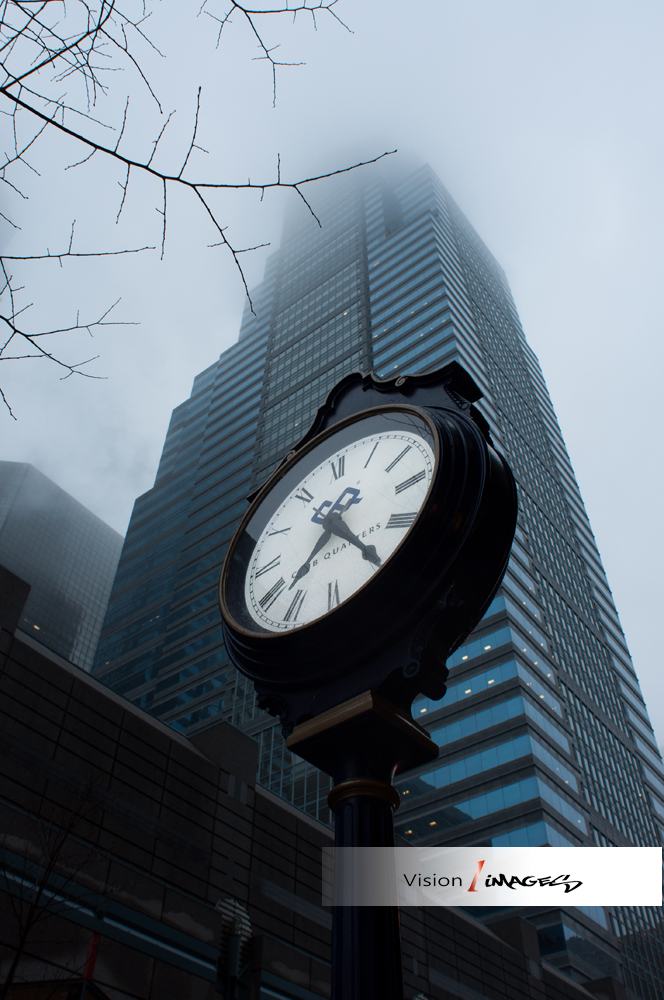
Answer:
286 691 438 1000
219 362 518 1000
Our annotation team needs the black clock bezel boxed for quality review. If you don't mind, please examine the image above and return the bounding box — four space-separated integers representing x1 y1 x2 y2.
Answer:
218 361 518 733
220 404 441 637
219 399 490 688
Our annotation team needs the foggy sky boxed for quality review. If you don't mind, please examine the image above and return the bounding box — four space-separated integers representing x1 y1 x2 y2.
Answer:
2 1 663 745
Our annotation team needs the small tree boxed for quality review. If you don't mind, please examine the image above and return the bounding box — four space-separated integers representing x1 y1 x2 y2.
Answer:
0 785 105 997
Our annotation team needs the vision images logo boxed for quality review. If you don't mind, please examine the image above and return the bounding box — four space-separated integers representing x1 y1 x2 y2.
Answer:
403 860 583 894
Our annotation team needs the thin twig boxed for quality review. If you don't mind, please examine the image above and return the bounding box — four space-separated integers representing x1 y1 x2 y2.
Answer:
1 246 153 260
178 86 201 179
116 162 130 221
0 90 395 193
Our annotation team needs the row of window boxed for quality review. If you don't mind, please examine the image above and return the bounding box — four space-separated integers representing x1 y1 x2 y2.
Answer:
369 261 441 326
372 305 453 365
375 338 458 381
256 722 332 825
273 261 360 342
258 353 363 460
397 774 586 842
397 732 578 799
266 308 361 399
275 238 362 318
413 657 561 718
150 670 230 720
490 593 549 649
564 685 658 843
369 241 440 304
430 694 569 754
491 820 576 848
626 705 659 750
367 215 435 276
111 642 228 700
447 623 553 682
502 572 542 620
540 576 625 727
373 290 449 349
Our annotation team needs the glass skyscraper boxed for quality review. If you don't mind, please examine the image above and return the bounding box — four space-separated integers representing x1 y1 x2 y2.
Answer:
93 165 663 996
0 461 123 669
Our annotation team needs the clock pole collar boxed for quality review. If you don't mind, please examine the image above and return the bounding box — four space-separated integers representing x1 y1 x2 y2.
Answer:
328 778 401 812
286 690 438 787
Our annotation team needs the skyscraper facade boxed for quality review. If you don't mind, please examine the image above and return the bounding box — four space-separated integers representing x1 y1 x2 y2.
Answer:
0 461 123 669
93 166 663 996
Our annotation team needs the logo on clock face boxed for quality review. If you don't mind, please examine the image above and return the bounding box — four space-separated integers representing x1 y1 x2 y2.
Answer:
311 486 363 525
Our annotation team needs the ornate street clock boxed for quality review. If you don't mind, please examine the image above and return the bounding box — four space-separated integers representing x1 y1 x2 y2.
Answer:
220 360 517 1000
219 361 517 736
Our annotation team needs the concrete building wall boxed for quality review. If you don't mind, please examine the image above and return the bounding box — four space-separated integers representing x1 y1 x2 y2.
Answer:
0 565 613 1000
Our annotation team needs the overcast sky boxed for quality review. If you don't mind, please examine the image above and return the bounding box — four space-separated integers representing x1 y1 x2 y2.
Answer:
2 1 663 744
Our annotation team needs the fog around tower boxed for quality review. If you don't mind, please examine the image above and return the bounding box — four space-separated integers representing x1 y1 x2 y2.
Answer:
1 1 662 744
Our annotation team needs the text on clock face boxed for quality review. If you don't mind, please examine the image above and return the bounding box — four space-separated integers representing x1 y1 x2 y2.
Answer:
304 523 382 564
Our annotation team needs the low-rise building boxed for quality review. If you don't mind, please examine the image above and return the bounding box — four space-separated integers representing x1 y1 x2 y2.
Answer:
0 566 626 1000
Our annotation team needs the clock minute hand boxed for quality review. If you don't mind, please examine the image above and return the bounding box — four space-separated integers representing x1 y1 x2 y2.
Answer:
288 528 332 589
324 512 382 566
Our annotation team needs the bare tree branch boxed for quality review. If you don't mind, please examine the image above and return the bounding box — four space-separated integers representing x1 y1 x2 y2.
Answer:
0 296 136 388
1 245 153 261
1 82 395 195
200 1 351 105
115 162 130 221
178 86 203 179
0 0 395 415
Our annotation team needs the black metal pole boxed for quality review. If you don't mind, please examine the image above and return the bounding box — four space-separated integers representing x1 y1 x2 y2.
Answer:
329 780 403 1000
285 693 437 1000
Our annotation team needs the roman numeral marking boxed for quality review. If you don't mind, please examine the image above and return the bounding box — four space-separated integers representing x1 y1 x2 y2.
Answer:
295 488 314 505
255 555 280 578
385 445 411 473
283 589 306 622
395 470 426 494
386 512 417 529
364 442 379 468
268 526 291 536
330 456 345 481
259 577 286 611
327 580 340 612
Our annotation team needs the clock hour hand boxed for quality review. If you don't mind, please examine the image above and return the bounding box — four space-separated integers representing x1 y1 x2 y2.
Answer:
324 512 381 566
289 528 332 589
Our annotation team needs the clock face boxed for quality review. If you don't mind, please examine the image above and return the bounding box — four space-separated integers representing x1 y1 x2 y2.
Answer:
241 411 436 632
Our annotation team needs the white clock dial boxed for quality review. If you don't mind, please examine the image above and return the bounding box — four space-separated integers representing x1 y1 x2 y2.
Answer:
245 429 435 631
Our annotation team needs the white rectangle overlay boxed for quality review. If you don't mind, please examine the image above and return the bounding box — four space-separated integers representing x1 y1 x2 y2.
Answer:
322 847 662 907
